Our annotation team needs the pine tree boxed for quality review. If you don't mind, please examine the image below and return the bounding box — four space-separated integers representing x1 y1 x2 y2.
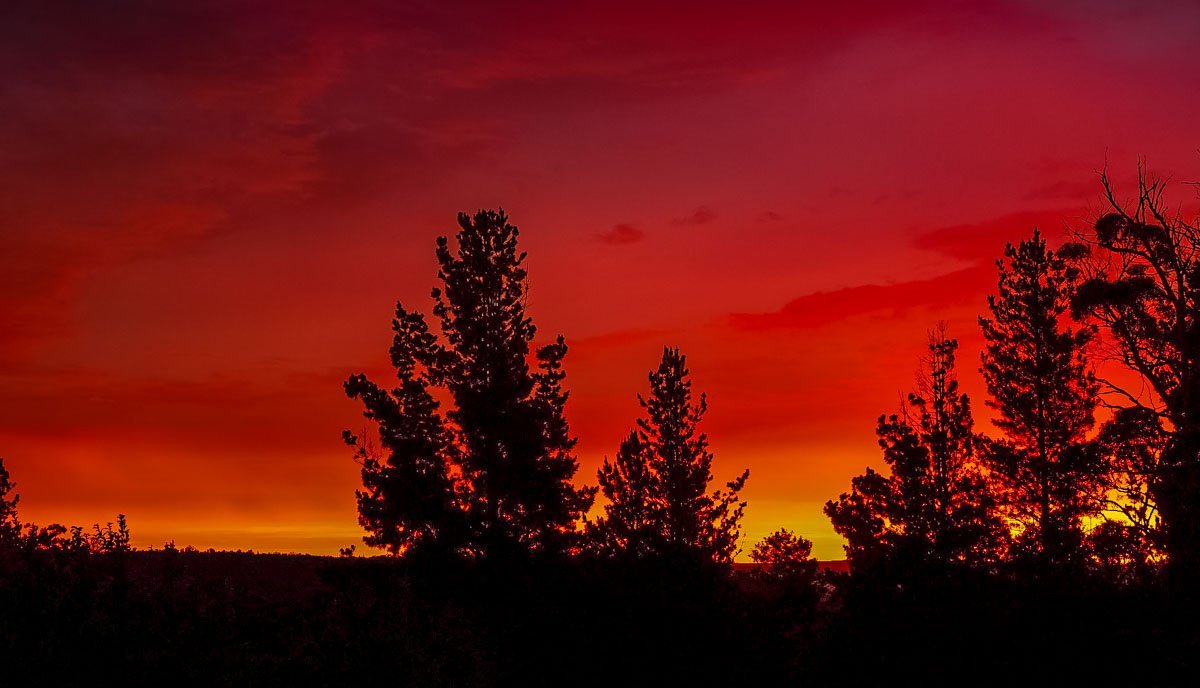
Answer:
820 467 893 572
826 328 1004 573
592 347 749 563
979 230 1103 568
344 308 465 556
345 209 595 558
0 458 20 545
592 430 661 557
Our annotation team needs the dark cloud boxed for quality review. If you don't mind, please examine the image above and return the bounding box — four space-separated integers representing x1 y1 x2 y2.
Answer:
597 223 645 245
673 206 718 226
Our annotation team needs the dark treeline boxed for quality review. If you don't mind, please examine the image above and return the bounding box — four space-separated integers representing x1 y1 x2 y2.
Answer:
2 164 1199 684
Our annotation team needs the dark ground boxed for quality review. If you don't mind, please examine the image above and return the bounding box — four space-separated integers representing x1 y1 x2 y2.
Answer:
0 549 1192 686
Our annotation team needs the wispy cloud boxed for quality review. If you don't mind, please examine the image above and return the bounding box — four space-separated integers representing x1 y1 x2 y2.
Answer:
597 223 645 245
672 206 718 226
726 209 1081 331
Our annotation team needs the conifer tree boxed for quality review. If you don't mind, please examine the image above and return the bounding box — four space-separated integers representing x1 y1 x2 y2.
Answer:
344 309 465 556
346 210 594 558
0 458 20 545
979 230 1103 567
826 328 1004 573
591 430 660 557
592 347 749 563
820 467 893 572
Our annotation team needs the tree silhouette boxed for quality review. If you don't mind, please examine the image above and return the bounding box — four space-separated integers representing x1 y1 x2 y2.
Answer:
92 514 132 553
820 466 892 572
978 230 1103 568
1069 164 1200 585
749 528 822 619
750 528 818 581
826 328 1005 573
591 347 749 563
591 430 660 557
0 458 19 545
344 308 466 557
1092 406 1164 562
345 209 595 559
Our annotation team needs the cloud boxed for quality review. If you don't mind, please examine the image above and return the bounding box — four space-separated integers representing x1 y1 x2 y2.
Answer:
726 208 1084 331
673 206 718 226
597 223 645 245
727 266 991 331
911 209 1084 261
756 211 784 223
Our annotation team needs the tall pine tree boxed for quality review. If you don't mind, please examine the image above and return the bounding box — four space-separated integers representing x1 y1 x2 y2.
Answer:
979 230 1102 568
346 210 595 558
826 328 1004 574
592 347 749 563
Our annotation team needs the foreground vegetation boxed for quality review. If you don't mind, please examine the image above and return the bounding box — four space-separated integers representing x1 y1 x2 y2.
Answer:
0 545 1192 686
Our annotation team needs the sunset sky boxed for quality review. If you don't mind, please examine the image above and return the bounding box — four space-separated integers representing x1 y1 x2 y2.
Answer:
3 0 1200 559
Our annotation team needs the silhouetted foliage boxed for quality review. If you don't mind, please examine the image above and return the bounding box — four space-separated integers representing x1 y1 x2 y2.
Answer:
1093 406 1165 562
750 528 819 581
590 347 749 563
344 308 466 557
93 514 132 553
0 458 19 546
1068 163 1200 585
1087 519 1158 585
979 230 1103 568
0 459 125 555
826 328 1005 575
346 210 595 559
590 430 659 556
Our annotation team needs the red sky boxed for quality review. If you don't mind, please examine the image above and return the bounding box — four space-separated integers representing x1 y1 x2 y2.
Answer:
2 0 1199 559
